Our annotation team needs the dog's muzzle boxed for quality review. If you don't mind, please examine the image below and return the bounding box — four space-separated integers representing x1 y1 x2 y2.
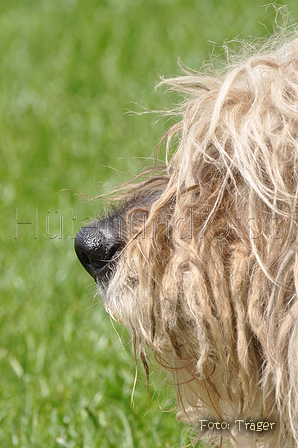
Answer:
75 220 124 282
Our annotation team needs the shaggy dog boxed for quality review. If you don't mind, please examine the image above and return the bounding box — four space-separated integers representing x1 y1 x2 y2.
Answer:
75 36 298 447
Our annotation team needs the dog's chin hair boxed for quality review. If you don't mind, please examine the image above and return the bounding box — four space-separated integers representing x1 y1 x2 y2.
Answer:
95 280 107 302
103 265 142 327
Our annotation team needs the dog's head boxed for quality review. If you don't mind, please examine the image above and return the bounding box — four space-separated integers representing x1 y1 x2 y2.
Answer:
75 38 298 446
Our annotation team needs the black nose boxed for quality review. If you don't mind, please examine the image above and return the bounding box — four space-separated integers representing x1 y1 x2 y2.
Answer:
75 220 123 280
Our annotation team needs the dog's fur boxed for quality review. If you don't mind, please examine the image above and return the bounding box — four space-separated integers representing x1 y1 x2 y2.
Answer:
76 35 298 447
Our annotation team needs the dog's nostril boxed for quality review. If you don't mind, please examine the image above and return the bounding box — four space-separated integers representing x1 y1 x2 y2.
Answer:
77 248 107 272
79 251 92 268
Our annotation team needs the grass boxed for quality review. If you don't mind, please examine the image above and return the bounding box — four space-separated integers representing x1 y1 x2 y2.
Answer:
1 1 298 447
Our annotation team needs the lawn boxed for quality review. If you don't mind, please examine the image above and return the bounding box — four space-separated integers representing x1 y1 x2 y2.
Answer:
1 1 297 447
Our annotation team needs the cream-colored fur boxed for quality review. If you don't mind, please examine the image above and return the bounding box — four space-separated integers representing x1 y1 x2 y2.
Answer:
97 35 298 447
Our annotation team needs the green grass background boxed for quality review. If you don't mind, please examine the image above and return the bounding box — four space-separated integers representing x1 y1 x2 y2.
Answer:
1 1 298 447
